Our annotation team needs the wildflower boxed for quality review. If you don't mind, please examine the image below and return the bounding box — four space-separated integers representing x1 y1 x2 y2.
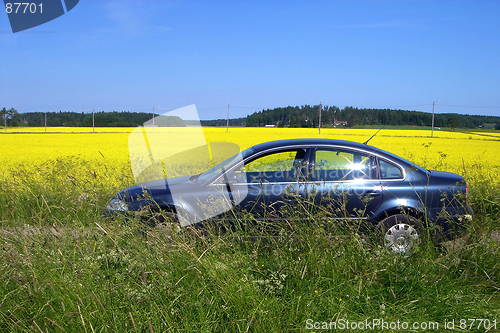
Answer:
78 193 89 202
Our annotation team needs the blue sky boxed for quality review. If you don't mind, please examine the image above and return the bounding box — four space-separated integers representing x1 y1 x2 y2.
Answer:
1 0 500 120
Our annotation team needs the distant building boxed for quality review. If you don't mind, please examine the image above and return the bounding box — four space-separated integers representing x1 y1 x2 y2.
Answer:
265 124 276 128
334 121 347 126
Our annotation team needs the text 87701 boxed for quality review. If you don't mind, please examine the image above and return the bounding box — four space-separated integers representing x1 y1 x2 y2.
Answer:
5 3 42 14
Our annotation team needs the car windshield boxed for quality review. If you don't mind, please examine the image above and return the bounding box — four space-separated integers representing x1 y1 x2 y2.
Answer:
195 146 256 183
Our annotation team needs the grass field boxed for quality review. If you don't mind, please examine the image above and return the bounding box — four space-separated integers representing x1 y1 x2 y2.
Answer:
1 127 499 332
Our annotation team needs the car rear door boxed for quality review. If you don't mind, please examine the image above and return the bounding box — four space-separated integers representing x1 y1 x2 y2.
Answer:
308 147 383 219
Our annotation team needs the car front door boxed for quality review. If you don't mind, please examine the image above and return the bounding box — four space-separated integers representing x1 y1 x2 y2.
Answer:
227 147 310 219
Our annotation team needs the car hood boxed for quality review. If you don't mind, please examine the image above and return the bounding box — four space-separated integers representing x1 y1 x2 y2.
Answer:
118 175 196 199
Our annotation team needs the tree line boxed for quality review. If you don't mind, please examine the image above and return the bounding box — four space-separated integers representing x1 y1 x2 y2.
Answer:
23 111 156 127
1 108 246 128
245 105 500 129
1 110 185 127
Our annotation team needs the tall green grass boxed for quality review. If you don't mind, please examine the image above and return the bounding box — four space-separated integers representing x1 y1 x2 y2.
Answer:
1 156 499 332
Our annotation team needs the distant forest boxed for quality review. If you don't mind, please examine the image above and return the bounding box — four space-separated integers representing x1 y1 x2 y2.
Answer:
3 107 500 129
20 111 156 127
245 105 500 129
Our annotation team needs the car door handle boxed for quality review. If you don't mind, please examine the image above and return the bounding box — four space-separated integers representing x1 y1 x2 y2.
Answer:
365 190 381 196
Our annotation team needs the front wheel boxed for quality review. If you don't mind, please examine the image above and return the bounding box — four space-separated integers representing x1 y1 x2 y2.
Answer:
146 211 182 233
377 214 424 254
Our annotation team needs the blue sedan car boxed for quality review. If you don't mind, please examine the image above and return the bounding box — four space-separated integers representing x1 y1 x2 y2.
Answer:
107 139 473 253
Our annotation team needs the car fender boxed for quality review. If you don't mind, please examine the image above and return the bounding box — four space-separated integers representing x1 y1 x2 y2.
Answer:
371 197 426 223
149 193 198 226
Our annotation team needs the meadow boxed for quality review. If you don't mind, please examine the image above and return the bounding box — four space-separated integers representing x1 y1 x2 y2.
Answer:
0 127 499 332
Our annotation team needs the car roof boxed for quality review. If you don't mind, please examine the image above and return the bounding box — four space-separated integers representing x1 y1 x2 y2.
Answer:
251 138 378 152
250 138 427 174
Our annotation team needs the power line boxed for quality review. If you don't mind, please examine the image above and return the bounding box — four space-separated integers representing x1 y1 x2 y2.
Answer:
16 103 500 115
345 104 433 109
438 104 500 109
197 107 227 111
198 106 263 110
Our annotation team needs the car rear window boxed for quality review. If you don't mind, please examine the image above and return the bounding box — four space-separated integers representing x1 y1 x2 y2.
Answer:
379 159 404 179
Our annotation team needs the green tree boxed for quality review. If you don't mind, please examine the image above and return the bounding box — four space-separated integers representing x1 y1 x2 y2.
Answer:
1 107 19 128
0 107 6 129
447 117 460 130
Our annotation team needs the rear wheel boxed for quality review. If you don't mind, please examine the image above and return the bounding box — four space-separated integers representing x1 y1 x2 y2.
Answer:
377 214 423 254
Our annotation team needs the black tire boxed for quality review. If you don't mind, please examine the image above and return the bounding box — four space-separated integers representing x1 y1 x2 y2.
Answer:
377 214 424 254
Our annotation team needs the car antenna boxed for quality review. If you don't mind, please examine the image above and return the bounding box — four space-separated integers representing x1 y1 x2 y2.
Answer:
363 125 386 145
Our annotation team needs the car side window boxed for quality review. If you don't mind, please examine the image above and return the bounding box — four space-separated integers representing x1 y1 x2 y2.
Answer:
379 159 404 179
313 149 373 181
245 149 306 183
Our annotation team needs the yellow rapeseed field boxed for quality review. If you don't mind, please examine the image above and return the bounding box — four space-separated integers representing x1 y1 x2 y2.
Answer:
1 127 499 187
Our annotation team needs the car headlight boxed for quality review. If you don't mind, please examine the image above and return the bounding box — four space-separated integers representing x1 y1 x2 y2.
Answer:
107 198 128 212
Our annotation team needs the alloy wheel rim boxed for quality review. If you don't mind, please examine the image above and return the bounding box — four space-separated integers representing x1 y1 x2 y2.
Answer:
384 223 419 254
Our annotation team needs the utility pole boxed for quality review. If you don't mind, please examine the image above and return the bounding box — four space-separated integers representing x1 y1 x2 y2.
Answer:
431 100 439 138
152 106 155 132
226 104 231 133
93 108 99 133
318 102 322 134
